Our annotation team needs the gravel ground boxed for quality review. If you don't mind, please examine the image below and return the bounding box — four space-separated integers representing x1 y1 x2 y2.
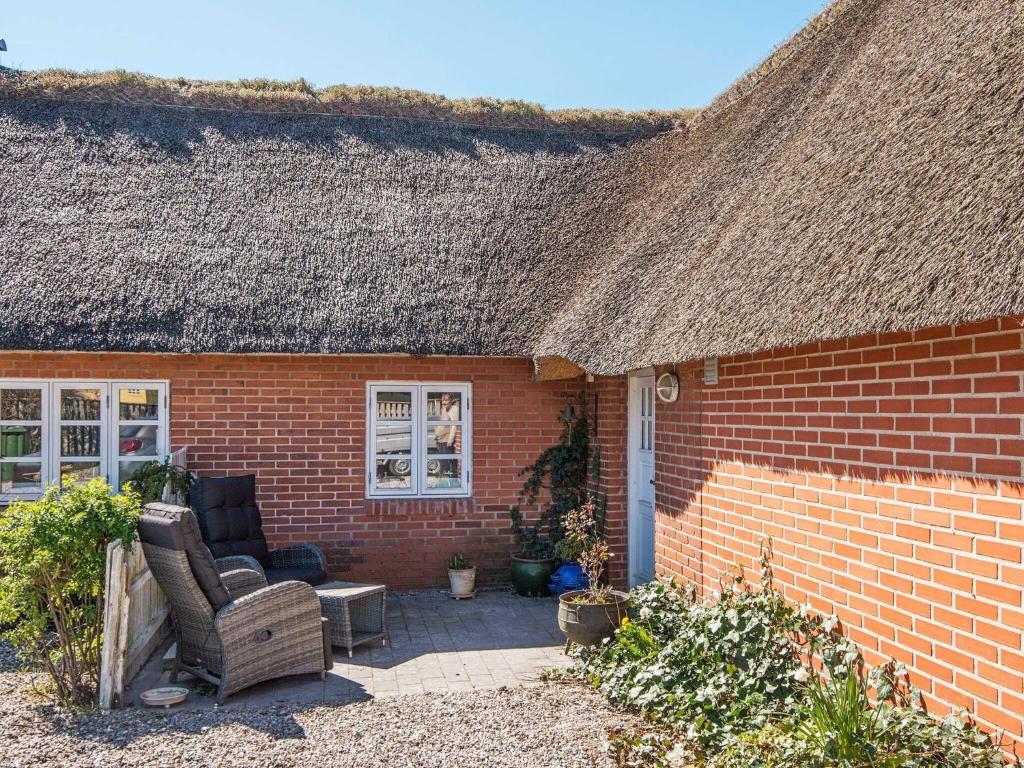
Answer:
0 671 633 768
0 640 23 673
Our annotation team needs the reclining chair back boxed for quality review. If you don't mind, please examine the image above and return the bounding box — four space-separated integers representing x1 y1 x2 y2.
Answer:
137 502 231 674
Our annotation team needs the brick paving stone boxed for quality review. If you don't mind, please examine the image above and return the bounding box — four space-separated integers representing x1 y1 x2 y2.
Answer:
126 589 568 709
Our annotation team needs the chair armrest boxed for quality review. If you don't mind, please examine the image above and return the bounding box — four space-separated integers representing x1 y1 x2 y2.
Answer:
214 581 327 700
216 580 322 634
220 568 268 599
270 543 327 572
216 555 266 578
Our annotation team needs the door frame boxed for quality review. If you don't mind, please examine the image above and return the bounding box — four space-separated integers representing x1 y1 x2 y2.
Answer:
627 368 656 587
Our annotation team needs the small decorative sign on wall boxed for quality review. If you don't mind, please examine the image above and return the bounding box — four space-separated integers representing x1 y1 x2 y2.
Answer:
703 358 719 386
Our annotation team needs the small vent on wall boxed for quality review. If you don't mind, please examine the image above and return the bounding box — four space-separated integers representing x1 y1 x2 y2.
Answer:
703 358 719 385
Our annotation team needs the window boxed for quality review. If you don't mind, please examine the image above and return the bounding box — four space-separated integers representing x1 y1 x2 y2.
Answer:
367 383 471 498
0 380 169 501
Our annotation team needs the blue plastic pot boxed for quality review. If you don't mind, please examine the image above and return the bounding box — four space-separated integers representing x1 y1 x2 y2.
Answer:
548 562 590 595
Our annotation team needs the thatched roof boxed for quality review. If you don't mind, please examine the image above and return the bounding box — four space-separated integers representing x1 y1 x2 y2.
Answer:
537 0 1024 372
2 0 1022 372
0 84 650 357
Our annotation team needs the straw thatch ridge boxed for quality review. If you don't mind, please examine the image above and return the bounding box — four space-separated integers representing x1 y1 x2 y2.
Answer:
1 0 1022 372
0 68 694 136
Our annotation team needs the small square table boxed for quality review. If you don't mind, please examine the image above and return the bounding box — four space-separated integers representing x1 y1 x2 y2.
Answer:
315 581 387 657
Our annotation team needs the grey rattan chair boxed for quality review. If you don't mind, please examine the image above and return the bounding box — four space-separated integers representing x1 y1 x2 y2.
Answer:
138 502 332 704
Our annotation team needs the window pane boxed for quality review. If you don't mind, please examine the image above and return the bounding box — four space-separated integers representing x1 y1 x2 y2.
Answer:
119 425 159 456
0 389 41 421
118 460 152 491
428 424 461 454
119 388 160 420
61 388 101 420
60 461 102 483
375 423 412 455
375 458 412 490
375 391 412 421
61 425 101 457
0 462 42 493
0 425 42 458
426 458 462 490
426 391 461 421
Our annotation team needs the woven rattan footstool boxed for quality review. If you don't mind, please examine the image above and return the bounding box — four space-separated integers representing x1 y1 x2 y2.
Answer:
315 581 387 657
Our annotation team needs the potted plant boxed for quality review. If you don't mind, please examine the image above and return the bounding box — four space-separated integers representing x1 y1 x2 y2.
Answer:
127 458 194 504
557 500 628 648
447 553 476 599
549 526 591 596
508 510 557 596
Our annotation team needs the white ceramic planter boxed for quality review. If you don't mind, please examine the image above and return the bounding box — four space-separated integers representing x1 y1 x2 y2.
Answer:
448 567 476 599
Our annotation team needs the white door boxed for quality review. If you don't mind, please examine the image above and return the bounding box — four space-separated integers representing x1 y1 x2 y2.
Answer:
628 373 656 587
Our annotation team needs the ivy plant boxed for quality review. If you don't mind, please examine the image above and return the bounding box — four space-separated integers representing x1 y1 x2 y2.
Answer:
509 392 603 559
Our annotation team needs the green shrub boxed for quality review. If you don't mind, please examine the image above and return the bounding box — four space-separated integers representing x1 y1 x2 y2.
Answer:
580 554 1006 767
0 477 141 706
709 665 1006 768
582 570 838 750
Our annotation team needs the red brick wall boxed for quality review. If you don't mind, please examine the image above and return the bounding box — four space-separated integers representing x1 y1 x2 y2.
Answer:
0 352 628 589
652 317 1024 749
589 375 629 587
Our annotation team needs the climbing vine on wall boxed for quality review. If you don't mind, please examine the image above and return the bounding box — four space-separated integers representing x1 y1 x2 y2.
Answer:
509 392 605 558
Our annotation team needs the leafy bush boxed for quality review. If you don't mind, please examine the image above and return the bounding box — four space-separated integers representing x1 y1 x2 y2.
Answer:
0 477 142 706
582 568 843 750
578 549 1005 766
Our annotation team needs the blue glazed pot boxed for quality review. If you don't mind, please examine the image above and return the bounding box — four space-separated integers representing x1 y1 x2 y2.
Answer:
548 562 590 595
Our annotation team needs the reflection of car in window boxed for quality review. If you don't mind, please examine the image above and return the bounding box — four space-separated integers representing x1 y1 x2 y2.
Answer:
375 425 440 478
119 424 158 455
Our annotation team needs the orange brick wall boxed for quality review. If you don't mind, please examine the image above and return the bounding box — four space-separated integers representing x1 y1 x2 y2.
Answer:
652 316 1024 748
0 352 627 589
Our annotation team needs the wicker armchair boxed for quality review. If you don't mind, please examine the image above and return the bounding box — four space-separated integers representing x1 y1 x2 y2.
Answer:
138 502 332 704
189 475 328 585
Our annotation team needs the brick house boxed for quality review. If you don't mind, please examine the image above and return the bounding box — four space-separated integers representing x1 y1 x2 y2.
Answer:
2 0 1024 745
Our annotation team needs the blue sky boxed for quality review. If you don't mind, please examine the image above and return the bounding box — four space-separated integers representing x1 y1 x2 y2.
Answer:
1 1 827 110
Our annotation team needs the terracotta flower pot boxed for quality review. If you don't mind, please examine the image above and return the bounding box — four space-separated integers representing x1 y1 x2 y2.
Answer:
557 589 630 647
448 567 476 599
510 555 556 597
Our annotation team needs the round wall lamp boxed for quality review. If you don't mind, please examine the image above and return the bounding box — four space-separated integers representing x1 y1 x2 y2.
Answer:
656 372 679 403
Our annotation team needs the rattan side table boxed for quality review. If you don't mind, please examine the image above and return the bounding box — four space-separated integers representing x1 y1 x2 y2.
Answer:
314 581 388 657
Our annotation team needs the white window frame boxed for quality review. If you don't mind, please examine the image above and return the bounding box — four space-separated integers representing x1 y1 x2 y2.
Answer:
109 381 170 493
0 379 169 501
51 381 109 489
0 381 49 500
366 382 472 499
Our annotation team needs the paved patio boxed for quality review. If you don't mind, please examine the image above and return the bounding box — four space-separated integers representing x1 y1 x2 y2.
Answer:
126 589 570 710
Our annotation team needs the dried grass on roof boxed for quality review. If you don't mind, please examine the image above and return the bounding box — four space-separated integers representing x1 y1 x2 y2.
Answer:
0 68 694 135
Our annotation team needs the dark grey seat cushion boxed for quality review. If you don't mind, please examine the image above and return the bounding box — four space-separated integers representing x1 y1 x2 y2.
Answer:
189 475 271 568
265 566 328 586
139 502 231 610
